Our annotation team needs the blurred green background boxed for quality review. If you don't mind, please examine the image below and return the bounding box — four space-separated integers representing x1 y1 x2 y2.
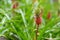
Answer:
0 0 60 40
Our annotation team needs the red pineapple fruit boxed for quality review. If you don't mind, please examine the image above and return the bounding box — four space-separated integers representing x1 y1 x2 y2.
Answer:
13 2 18 9
34 8 43 40
47 12 51 19
35 14 42 25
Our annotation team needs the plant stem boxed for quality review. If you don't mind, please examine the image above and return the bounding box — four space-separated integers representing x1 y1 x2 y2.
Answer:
36 25 39 40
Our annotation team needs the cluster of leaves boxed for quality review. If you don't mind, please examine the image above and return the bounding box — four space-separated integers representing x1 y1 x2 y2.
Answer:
0 0 60 40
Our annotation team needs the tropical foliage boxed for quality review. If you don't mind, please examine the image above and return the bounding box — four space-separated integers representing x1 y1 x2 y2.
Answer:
0 0 60 40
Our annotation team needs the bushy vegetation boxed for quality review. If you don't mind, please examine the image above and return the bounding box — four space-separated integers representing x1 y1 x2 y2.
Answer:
0 0 60 40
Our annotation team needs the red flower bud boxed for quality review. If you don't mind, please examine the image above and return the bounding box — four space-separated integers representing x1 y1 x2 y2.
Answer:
35 16 42 25
13 2 18 9
47 12 51 19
